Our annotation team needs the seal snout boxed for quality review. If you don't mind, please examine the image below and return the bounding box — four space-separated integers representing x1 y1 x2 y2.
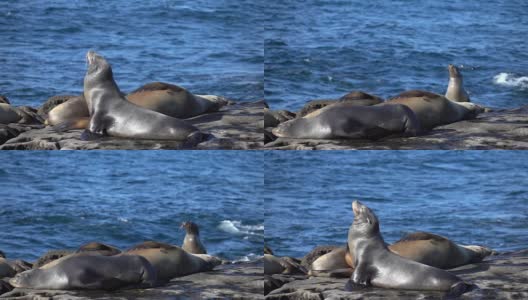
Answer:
352 200 362 216
448 64 461 78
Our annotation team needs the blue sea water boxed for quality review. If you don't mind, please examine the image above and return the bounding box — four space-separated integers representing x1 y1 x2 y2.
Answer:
0 151 263 262
0 0 264 107
265 0 528 110
264 151 528 258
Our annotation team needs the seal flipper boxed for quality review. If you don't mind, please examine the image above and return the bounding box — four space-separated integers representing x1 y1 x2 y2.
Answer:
345 279 370 291
445 282 475 299
81 129 105 141
52 117 90 132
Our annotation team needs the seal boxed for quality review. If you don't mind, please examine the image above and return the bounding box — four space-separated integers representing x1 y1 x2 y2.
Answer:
76 242 122 256
297 91 383 118
346 201 471 296
272 102 421 139
0 103 21 124
127 82 228 119
181 221 207 254
47 83 228 130
125 241 221 281
445 64 470 102
83 51 203 141
10 254 156 290
264 254 306 275
384 90 484 129
310 232 493 277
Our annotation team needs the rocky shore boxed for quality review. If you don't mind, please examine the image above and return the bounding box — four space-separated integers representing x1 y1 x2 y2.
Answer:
0 98 264 150
265 249 528 299
1 260 263 299
265 105 528 150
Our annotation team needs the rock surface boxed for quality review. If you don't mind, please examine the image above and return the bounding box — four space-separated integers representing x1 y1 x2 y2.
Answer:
265 106 528 150
0 101 264 150
265 249 528 299
0 261 263 299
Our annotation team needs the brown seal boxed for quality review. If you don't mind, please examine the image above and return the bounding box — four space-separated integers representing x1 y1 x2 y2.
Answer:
181 221 207 254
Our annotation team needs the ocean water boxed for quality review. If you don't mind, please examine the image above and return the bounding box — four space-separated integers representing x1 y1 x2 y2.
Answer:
0 0 264 107
265 151 528 258
0 151 263 262
265 0 528 110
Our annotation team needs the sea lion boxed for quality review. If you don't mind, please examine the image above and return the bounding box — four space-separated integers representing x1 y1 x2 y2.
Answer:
127 82 228 119
0 103 21 124
383 90 484 129
125 242 221 281
445 64 470 102
272 102 421 139
181 221 207 254
346 201 471 295
83 51 202 141
47 83 228 130
76 242 122 256
0 258 16 278
297 91 383 118
264 254 306 275
10 254 156 290
311 232 492 277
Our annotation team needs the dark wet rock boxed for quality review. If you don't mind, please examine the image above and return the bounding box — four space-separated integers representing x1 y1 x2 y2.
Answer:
1 261 263 300
265 106 528 150
14 106 44 124
265 249 528 299
0 124 44 145
32 250 74 269
37 95 78 117
0 101 264 150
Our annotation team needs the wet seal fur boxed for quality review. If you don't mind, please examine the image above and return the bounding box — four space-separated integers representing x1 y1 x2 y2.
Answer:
47 83 228 130
297 91 384 118
83 51 203 143
264 254 307 275
125 241 221 281
346 201 473 297
445 64 470 102
181 221 207 254
273 102 421 139
10 254 156 290
384 90 484 129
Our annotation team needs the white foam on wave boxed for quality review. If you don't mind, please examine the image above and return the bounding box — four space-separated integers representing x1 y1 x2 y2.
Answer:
218 220 264 237
232 253 262 263
493 73 528 89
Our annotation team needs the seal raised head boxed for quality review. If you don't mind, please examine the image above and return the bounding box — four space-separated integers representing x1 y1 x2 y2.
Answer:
445 64 470 102
83 51 203 142
346 201 471 296
181 221 207 254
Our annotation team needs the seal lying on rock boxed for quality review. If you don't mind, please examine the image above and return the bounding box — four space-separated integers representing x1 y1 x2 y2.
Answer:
125 241 221 281
346 201 472 296
310 232 493 276
383 90 484 129
181 221 207 254
82 51 203 142
297 91 383 118
272 102 421 139
47 83 228 130
10 254 156 290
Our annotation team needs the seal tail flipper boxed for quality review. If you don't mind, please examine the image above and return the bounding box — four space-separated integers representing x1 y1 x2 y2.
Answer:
445 282 476 299
52 117 90 132
309 268 353 278
80 129 105 141
344 279 370 292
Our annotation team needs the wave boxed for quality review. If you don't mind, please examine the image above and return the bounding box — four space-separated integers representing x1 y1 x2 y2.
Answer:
493 73 528 89
232 253 262 263
218 220 263 237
